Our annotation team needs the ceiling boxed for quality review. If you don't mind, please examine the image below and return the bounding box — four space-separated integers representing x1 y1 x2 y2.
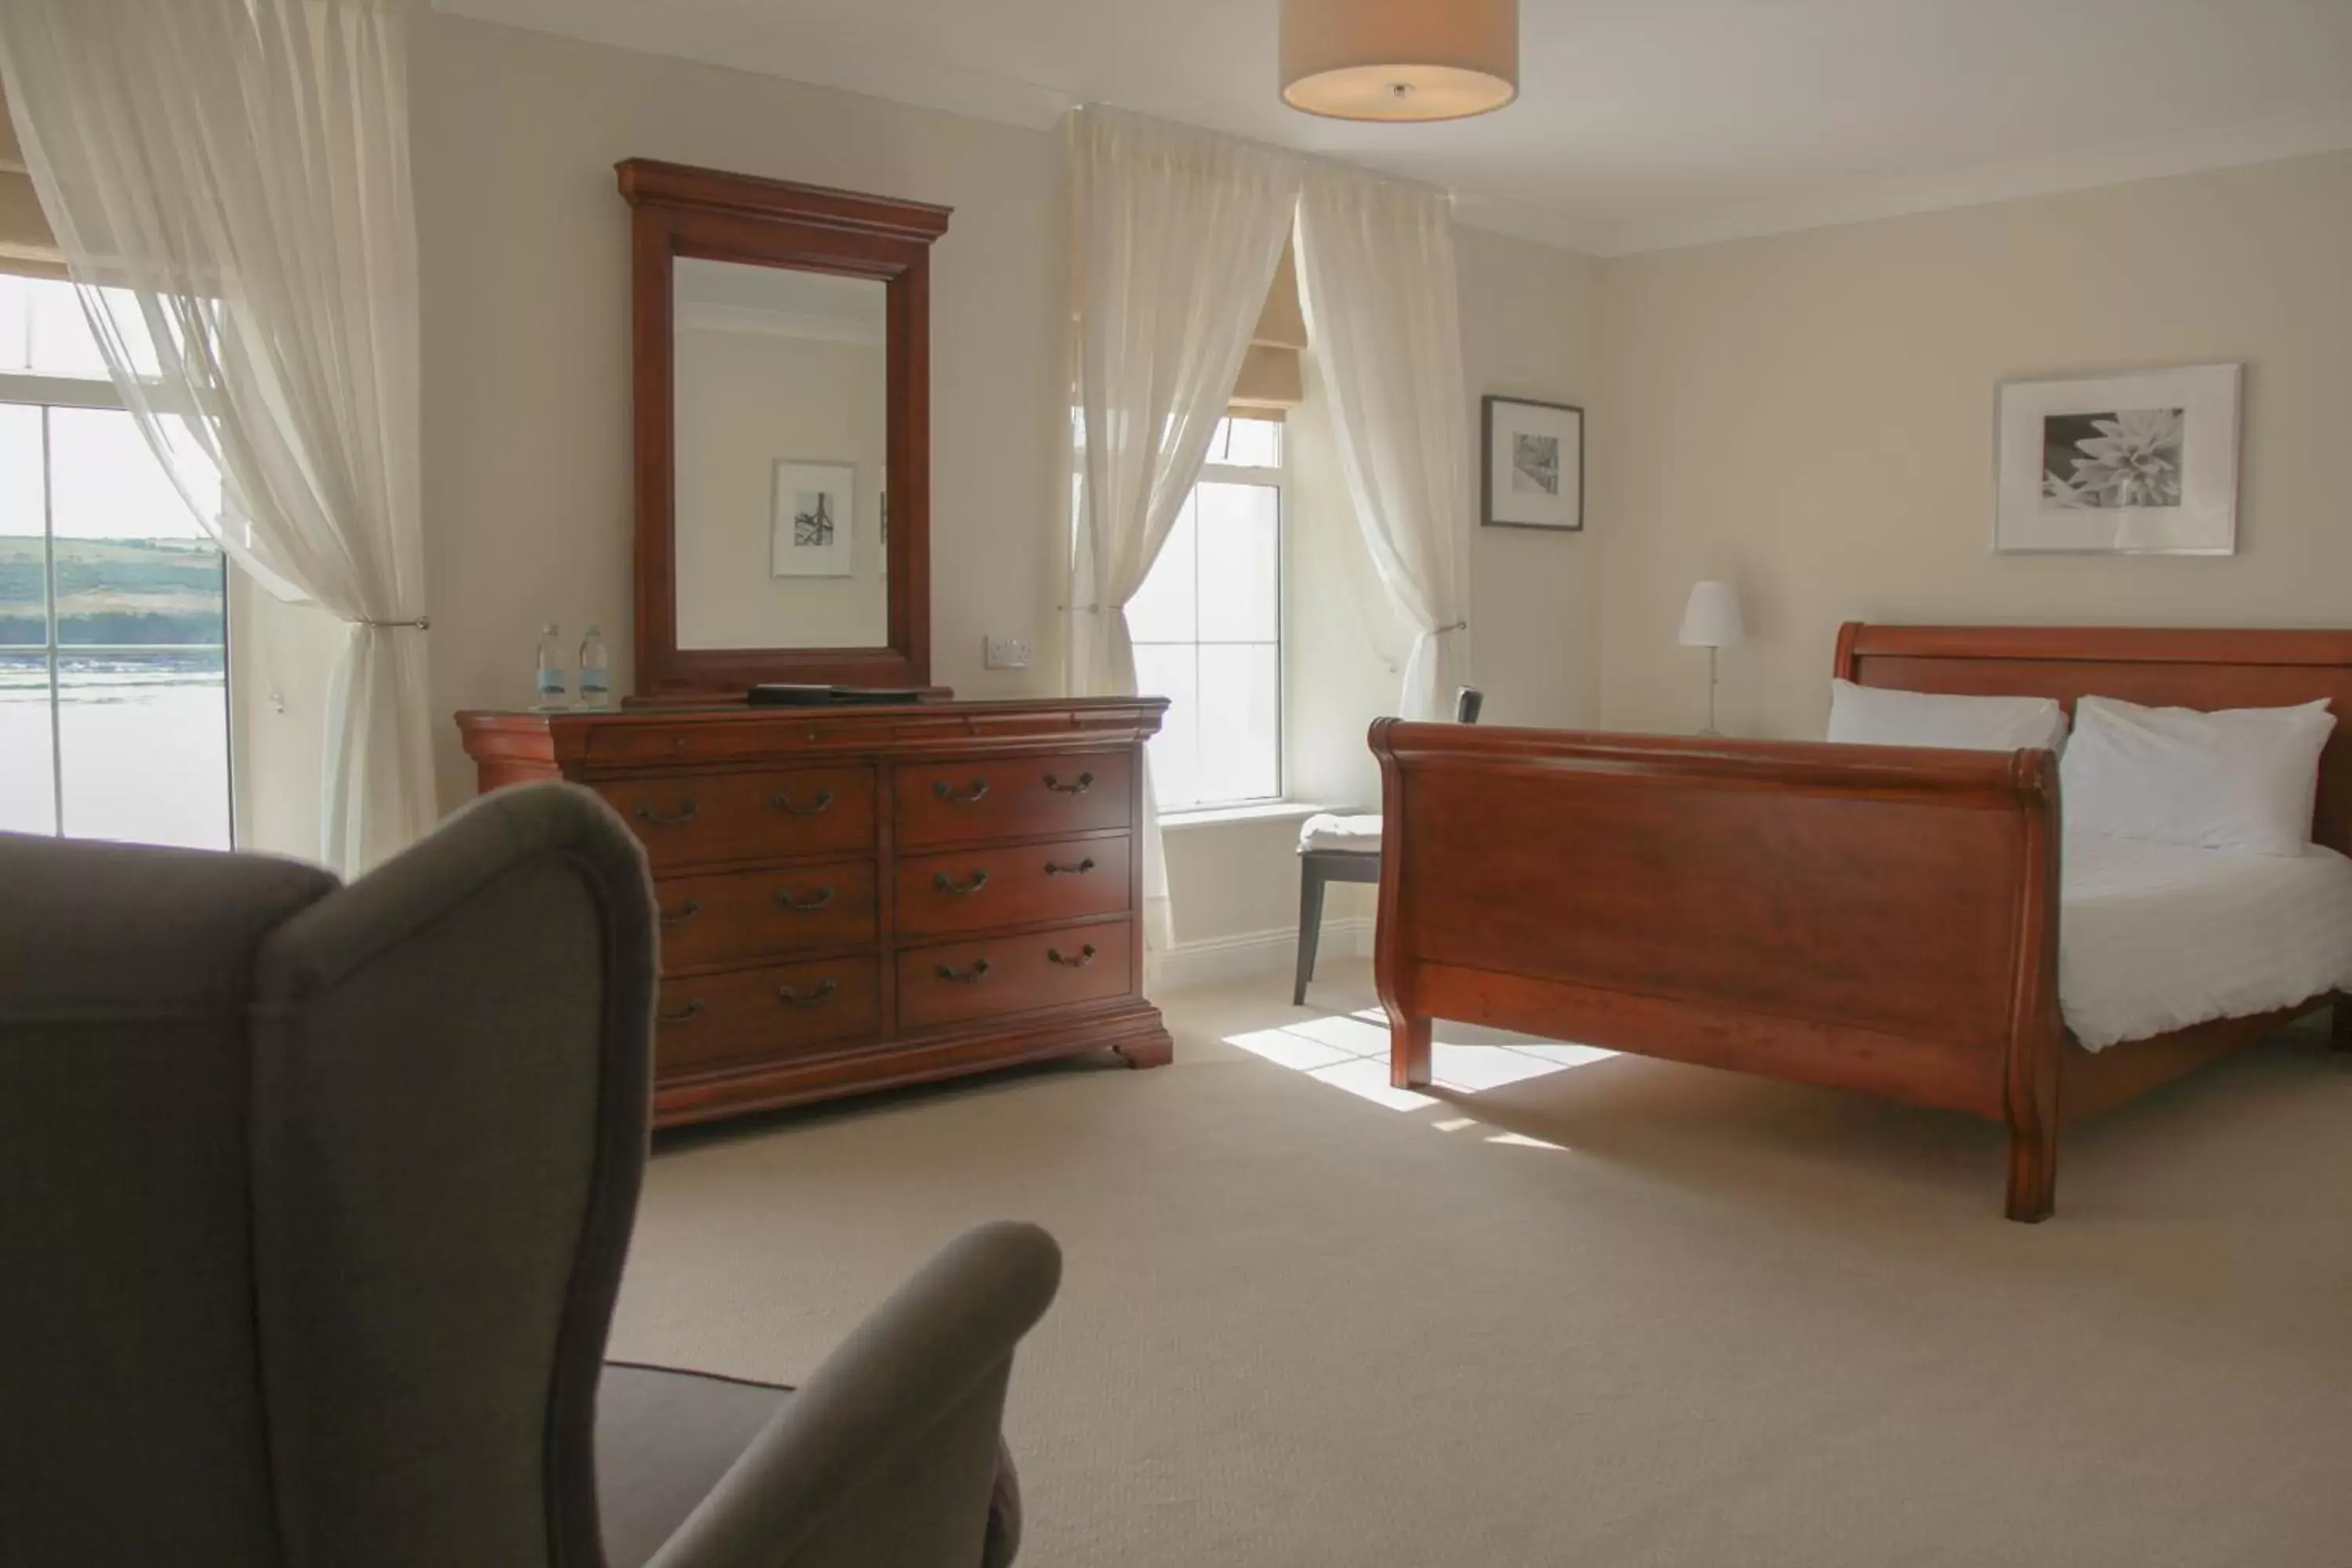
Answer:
441 0 2352 255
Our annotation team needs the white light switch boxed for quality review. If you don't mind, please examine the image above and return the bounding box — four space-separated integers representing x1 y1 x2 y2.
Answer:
984 634 1032 670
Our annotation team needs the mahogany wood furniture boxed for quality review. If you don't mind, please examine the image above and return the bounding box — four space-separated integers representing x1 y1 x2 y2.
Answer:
1370 623 2352 1221
619 158 947 697
1294 686 1483 1006
459 698 1174 1127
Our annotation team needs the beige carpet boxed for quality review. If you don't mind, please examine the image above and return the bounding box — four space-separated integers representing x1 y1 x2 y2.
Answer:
610 960 2352 1566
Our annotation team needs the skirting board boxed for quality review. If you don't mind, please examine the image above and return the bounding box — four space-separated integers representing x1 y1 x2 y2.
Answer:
1149 916 1374 996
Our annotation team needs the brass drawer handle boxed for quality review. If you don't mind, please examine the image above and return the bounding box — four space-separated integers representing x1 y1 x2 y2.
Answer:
774 884 837 912
1044 857 1096 877
633 797 699 826
1047 943 1098 969
1044 771 1094 796
659 898 702 926
772 788 834 816
777 978 840 1008
658 997 706 1023
933 869 990 897
935 959 993 985
934 779 990 804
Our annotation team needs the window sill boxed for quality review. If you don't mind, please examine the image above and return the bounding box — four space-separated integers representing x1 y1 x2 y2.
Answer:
1159 800 1350 831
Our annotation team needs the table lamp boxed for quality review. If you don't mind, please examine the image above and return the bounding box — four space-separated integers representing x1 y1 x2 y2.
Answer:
1678 580 1744 736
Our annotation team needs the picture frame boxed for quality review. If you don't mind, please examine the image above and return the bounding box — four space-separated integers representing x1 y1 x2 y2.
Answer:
1481 394 1584 532
1994 363 2241 555
771 459 856 578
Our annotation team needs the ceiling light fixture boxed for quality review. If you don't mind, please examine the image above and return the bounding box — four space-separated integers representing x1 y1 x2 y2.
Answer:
1279 0 1518 123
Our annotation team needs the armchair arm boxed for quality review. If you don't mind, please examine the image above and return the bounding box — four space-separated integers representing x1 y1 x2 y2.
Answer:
648 1221 1062 1568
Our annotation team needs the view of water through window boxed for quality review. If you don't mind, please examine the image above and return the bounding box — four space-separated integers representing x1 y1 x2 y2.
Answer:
1 278 233 849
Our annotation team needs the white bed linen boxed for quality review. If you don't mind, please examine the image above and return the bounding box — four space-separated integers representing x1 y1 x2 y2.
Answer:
2061 835 2352 1050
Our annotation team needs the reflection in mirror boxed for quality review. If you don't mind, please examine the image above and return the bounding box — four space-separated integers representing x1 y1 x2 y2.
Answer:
672 258 888 652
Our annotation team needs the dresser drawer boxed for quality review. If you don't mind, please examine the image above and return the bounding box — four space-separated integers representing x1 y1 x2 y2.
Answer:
597 767 874 872
655 956 880 1074
895 751 1131 848
654 859 878 971
896 921 1133 1031
895 834 1131 941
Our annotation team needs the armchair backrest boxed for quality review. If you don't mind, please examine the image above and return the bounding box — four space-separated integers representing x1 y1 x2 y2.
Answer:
0 786 658 1568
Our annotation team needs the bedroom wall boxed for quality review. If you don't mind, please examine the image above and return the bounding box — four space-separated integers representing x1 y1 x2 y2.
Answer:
408 13 1064 804
1593 151 2352 742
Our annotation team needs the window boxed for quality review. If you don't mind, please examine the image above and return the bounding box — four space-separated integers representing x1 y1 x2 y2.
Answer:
0 275 232 848
1128 416 1283 811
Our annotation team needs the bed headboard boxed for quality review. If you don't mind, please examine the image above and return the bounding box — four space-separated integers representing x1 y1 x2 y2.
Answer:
1835 622 2352 855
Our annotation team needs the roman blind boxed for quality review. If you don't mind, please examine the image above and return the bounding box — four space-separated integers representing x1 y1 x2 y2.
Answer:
1228 238 1306 419
0 88 64 279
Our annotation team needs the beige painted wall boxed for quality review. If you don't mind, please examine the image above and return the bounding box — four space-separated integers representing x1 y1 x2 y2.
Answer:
1594 151 2352 742
1461 230 1604 732
410 13 1064 803
673 328 888 650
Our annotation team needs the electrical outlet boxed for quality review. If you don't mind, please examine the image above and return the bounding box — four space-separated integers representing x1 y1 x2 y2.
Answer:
984 634 1032 671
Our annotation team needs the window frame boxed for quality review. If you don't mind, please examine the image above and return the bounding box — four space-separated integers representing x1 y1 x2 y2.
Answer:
0 339 236 847
1131 416 1287 815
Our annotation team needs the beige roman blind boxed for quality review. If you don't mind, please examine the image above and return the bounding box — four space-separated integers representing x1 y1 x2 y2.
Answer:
1229 238 1305 420
0 87 67 280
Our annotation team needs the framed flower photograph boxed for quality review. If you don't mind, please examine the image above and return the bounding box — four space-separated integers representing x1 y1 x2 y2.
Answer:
1482 395 1584 532
1995 364 2241 554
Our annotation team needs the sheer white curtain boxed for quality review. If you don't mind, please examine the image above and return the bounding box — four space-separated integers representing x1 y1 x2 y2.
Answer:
1294 165 1473 721
0 0 431 874
1062 105 1301 946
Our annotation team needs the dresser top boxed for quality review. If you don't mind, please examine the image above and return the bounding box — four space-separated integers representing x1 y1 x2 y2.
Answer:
457 694 1167 724
456 694 1169 771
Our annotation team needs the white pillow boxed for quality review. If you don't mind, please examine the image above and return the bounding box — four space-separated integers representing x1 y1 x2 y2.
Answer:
2060 694 2335 858
1825 678 2069 753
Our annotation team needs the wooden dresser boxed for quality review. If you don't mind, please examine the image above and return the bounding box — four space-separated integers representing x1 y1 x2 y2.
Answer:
456 697 1173 1127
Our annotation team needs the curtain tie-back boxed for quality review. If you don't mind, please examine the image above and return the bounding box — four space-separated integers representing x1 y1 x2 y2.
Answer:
1432 621 1467 634
354 615 431 630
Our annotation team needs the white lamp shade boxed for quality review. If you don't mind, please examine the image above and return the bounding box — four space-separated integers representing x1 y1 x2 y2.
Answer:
1678 580 1744 648
1280 0 1519 122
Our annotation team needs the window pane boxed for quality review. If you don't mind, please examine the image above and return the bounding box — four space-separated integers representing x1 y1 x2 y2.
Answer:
1219 416 1283 468
49 407 224 646
1195 481 1279 643
1124 492 1197 644
1196 643 1280 804
0 652 56 835
1133 643 1200 811
56 650 229 849
3 277 167 379
1 405 42 647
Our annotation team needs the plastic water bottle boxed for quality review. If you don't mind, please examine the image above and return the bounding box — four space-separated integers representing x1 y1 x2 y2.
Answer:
534 622 568 710
578 624 611 708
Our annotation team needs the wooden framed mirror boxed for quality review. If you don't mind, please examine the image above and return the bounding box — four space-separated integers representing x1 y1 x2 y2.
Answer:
618 158 949 698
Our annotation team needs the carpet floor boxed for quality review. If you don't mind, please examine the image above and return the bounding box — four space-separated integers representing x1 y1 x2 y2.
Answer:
609 960 2352 1567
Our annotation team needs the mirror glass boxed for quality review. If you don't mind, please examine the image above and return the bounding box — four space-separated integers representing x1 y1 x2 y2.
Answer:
672 257 889 652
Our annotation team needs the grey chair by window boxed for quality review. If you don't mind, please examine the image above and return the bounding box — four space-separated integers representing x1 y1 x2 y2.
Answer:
0 782 1054 1568
1294 686 1483 1005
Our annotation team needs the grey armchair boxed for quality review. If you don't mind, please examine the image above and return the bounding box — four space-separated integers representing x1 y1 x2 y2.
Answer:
0 783 1055 1568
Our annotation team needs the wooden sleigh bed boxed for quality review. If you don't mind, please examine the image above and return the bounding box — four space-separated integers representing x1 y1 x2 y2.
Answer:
1368 623 2352 1221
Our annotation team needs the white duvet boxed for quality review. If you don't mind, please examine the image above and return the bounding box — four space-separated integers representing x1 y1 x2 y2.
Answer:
2061 835 2352 1050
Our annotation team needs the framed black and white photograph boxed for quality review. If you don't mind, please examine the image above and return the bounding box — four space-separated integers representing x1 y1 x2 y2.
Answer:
1995 364 2241 554
1482 395 1584 532
771 459 855 578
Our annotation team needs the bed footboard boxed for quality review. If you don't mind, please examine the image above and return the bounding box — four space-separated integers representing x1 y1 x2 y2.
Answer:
1367 722 2065 1221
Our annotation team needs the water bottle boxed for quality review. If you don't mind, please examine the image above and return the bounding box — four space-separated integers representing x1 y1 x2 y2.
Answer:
534 622 568 710
578 624 611 708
